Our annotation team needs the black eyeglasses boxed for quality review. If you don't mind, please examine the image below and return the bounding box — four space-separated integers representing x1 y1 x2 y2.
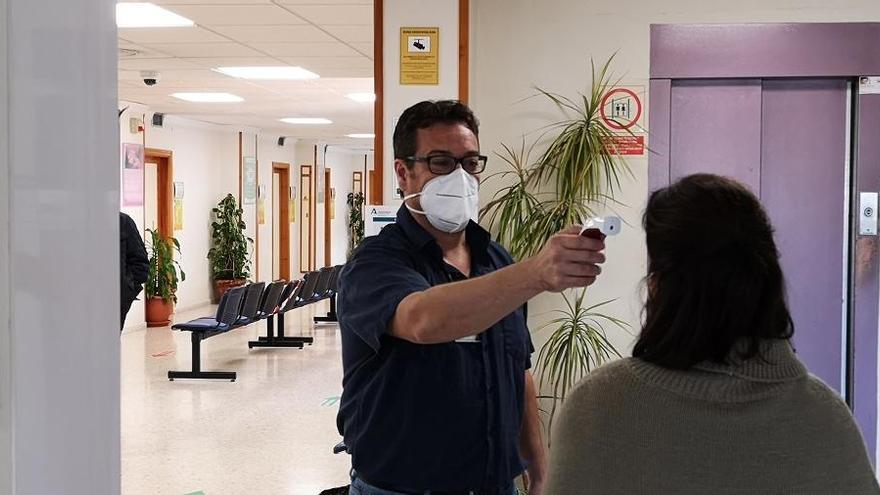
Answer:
405 154 488 175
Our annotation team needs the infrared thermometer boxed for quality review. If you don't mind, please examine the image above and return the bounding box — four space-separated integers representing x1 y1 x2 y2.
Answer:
580 216 621 241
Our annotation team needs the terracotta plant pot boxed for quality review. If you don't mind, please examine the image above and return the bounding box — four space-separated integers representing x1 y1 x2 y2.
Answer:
145 297 174 328
213 278 247 303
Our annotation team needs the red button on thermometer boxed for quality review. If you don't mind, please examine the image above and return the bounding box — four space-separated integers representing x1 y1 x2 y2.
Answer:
580 216 621 241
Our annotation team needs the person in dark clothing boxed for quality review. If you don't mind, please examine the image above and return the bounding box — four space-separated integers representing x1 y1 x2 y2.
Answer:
120 212 149 330
337 101 606 495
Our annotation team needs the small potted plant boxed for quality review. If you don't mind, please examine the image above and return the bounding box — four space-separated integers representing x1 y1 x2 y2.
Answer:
144 228 186 327
208 193 253 302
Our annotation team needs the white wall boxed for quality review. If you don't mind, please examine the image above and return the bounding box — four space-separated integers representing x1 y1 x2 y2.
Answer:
240 132 258 284
471 1 880 357
4 0 119 492
120 107 239 327
382 0 460 203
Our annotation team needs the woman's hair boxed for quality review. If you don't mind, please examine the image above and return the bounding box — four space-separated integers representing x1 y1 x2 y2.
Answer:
633 173 794 369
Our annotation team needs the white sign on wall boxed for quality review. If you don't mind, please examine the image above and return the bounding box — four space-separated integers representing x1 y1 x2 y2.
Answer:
366 205 398 237
859 76 880 95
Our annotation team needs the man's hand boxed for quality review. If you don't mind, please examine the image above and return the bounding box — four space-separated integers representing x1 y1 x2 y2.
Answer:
527 225 606 293
522 470 546 495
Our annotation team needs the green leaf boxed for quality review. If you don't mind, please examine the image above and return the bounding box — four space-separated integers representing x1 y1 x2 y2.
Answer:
478 55 636 444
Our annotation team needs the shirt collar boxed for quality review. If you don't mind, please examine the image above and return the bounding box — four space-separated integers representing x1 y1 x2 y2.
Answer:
395 205 492 257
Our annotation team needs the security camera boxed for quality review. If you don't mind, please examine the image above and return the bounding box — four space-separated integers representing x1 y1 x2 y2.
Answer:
140 70 160 86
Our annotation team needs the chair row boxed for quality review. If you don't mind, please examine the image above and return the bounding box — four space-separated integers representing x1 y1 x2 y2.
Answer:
168 264 344 382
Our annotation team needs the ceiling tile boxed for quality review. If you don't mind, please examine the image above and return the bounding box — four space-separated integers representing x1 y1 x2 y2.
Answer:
150 0 273 4
163 5 307 26
118 26 228 44
283 56 372 70
276 0 372 4
249 42 359 57
181 56 281 68
350 42 373 55
313 67 373 78
285 5 372 25
118 58 203 70
321 25 373 43
140 43 265 58
212 25 335 42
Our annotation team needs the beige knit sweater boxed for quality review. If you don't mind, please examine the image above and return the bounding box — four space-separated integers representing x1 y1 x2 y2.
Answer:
545 340 880 495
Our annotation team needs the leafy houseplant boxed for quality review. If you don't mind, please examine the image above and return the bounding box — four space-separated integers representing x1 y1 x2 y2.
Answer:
144 228 185 327
208 194 253 302
480 57 633 435
347 191 365 258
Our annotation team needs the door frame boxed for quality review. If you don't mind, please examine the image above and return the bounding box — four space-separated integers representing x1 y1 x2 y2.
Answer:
144 148 173 239
649 22 880 462
300 164 314 273
273 163 291 281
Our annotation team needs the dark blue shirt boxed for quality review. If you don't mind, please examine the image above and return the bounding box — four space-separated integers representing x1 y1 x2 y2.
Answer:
337 206 534 492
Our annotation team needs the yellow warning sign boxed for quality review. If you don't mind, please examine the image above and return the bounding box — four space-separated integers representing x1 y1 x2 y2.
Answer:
400 27 439 85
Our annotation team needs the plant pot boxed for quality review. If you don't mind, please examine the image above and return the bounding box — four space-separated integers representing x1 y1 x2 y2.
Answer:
145 297 174 327
213 278 247 303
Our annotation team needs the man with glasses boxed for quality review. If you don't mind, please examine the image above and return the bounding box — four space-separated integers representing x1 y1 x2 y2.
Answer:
337 100 606 495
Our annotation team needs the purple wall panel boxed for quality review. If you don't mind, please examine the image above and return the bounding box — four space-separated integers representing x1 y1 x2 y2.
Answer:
652 23 880 79
670 80 762 192
854 94 880 459
760 79 848 392
648 80 671 193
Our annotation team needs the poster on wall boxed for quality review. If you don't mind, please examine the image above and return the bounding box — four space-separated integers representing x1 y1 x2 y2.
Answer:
174 199 184 231
122 143 144 207
289 186 296 223
316 145 326 204
400 27 439 85
258 184 267 224
243 156 257 205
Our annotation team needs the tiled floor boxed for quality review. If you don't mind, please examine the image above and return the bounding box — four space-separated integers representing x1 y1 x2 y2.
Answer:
121 301 351 495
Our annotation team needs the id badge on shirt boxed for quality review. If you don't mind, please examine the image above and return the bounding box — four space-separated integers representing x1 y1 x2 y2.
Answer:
455 333 481 344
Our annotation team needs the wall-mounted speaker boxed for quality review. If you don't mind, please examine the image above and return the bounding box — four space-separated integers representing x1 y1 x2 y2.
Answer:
277 137 286 146
151 113 164 127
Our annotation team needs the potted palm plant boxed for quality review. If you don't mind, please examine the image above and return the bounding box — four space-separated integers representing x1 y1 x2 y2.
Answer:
480 57 633 436
144 228 185 327
347 191 365 258
208 193 253 302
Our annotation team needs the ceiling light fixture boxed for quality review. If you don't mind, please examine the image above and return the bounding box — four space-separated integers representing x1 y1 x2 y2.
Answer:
171 92 244 103
116 3 194 28
346 92 376 103
214 66 320 80
280 118 333 125
346 133 375 139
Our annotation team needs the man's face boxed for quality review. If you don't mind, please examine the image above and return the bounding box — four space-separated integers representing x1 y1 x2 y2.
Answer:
395 122 480 208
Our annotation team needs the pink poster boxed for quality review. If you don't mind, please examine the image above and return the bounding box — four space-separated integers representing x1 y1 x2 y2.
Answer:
122 143 144 206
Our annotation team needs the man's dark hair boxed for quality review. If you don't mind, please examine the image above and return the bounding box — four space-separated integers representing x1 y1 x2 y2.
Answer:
633 173 794 370
392 100 479 161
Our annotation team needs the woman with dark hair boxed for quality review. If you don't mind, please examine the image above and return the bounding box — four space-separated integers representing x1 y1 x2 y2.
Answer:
545 174 879 494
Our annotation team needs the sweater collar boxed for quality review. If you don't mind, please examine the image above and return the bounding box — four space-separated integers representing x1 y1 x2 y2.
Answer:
627 339 808 402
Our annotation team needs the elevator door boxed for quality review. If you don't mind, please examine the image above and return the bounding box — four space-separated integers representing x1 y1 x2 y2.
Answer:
668 78 850 393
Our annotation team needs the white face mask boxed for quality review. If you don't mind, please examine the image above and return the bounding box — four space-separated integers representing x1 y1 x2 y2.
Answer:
403 167 480 234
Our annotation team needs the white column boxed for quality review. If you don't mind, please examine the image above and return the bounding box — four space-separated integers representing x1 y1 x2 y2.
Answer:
382 0 461 203
0 0 10 490
1 0 120 493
